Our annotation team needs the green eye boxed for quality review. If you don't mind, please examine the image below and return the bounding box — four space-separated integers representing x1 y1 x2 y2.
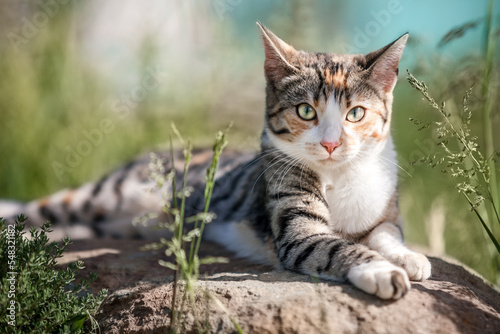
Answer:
296 104 317 121
346 106 366 123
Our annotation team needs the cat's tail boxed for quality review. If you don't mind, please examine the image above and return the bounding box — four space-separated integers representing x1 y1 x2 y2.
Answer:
0 200 25 221
0 156 167 240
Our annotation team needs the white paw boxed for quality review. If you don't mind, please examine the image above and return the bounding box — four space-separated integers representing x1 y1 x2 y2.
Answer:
389 252 431 281
347 261 410 300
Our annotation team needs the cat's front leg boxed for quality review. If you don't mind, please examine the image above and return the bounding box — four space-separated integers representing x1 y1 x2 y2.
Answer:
361 221 431 281
274 225 411 299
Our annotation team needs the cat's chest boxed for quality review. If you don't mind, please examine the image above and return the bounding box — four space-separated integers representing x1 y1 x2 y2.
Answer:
321 163 395 234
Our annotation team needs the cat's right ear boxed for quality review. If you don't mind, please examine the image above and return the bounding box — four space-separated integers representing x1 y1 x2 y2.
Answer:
364 33 409 94
257 22 299 82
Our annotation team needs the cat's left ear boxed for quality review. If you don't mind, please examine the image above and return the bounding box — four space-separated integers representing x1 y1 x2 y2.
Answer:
256 22 300 82
364 33 408 94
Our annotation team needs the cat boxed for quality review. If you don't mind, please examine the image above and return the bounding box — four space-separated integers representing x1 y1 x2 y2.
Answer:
0 23 431 299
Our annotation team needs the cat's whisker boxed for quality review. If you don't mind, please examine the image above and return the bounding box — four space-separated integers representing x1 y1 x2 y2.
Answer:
263 147 300 190
352 151 392 174
377 155 413 178
252 154 290 193
354 150 412 178
299 161 306 191
295 158 309 193
244 148 281 169
267 156 297 195
276 157 302 199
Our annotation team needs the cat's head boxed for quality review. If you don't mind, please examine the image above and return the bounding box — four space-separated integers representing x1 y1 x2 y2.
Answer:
258 22 407 170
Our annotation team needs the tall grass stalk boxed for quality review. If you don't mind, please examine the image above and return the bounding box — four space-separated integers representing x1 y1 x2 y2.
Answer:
170 138 192 333
141 125 242 334
188 123 233 274
481 0 499 220
407 71 500 255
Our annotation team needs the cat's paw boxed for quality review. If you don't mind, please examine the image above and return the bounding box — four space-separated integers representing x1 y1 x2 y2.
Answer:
389 252 431 281
347 261 410 300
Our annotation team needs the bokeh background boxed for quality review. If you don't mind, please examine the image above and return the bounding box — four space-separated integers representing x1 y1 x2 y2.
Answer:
1 0 499 284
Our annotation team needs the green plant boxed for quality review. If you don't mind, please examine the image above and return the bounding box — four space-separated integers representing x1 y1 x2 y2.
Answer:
0 216 107 333
139 124 243 334
479 0 498 216
407 72 500 253
406 0 500 284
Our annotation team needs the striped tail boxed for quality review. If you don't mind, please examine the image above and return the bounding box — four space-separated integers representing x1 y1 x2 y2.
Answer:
0 156 166 240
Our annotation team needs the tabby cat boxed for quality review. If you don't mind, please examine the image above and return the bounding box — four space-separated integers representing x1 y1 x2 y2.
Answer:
0 23 431 299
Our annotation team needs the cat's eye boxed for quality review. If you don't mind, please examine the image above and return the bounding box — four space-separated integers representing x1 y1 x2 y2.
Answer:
296 104 317 121
346 106 366 123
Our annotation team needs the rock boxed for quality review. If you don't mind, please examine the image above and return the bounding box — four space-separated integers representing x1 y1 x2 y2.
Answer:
61 239 500 334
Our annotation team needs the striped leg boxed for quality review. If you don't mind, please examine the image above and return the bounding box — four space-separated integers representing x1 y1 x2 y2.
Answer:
275 222 410 299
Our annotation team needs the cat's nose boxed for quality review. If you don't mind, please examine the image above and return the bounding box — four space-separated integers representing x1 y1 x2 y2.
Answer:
320 141 340 154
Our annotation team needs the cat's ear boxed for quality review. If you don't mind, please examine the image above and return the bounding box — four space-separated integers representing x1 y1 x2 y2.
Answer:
364 33 408 94
256 22 299 81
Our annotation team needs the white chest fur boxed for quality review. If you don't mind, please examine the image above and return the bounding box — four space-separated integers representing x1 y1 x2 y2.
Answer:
318 141 398 235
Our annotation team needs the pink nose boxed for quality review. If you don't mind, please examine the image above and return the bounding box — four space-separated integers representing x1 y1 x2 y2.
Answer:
320 141 340 154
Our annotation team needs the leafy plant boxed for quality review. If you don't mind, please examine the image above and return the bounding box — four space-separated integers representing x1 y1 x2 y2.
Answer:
0 216 107 333
407 72 500 253
138 124 243 334
406 0 500 284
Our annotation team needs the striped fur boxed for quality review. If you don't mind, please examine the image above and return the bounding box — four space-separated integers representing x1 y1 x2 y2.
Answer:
0 24 431 299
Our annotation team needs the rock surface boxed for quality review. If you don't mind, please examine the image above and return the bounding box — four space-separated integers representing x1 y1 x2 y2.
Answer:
62 239 500 334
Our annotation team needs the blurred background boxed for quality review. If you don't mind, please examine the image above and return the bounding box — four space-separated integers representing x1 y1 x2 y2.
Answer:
0 0 499 284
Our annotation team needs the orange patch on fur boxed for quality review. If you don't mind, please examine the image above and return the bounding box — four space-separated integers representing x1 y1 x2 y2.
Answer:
332 71 345 89
370 131 383 139
352 109 388 140
63 191 75 206
355 116 382 139
325 67 345 90
39 198 50 207
324 68 333 86
284 113 315 136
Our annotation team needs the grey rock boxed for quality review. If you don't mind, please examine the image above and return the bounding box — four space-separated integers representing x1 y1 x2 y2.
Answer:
61 239 500 334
